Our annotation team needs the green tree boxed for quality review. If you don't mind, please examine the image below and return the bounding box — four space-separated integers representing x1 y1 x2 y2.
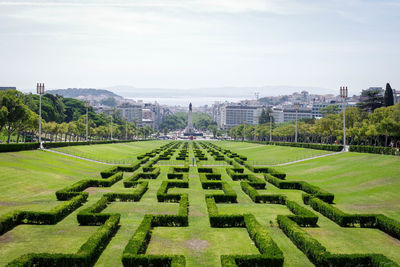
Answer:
357 89 384 112
384 83 394 107
320 105 340 116
258 108 269 124
1 90 33 143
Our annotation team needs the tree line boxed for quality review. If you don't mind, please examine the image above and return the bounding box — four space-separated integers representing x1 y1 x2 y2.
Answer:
0 89 153 143
229 84 400 147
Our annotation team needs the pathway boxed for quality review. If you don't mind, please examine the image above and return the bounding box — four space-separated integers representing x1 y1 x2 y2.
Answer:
256 150 345 166
41 148 125 165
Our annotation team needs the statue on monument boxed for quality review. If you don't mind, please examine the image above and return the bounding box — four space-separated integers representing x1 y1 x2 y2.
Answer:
183 102 203 137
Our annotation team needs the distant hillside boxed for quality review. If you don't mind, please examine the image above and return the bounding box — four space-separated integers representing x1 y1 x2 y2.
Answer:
47 88 120 98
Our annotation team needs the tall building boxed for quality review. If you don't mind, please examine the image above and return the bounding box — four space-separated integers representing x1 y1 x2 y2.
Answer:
117 103 142 125
272 105 312 123
393 89 400 104
215 103 264 130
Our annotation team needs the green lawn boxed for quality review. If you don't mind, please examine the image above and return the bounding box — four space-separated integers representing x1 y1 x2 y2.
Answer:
280 152 400 220
0 141 399 266
52 140 168 163
217 141 332 165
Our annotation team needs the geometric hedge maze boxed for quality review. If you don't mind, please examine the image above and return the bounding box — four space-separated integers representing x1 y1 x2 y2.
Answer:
1 141 399 266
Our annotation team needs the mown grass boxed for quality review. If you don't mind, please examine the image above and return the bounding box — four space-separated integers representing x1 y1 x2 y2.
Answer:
52 140 168 163
0 141 400 266
280 152 400 221
217 141 332 165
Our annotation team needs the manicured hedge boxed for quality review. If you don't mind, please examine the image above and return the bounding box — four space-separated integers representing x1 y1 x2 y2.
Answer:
56 173 123 200
376 214 400 240
241 182 285 204
308 197 376 227
265 174 334 204
100 162 140 178
0 142 39 152
0 194 87 235
6 214 120 267
277 215 398 266
350 145 399 156
247 141 343 152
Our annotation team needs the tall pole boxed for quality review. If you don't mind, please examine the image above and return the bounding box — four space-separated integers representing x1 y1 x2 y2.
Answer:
85 101 89 141
243 120 246 141
294 103 299 143
269 112 273 142
340 86 348 150
110 111 113 140
125 120 128 140
36 83 45 147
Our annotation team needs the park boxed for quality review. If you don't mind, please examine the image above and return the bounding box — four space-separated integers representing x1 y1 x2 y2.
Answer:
0 140 399 266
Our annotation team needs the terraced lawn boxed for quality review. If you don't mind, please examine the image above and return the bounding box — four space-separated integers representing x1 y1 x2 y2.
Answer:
0 141 399 266
217 141 332 165
52 140 168 163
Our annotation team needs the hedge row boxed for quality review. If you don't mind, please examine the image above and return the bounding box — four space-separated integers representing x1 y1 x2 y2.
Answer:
123 168 161 187
77 181 148 226
350 145 399 156
6 214 120 267
0 142 39 152
308 196 400 238
56 172 123 200
308 197 376 227
0 194 87 235
285 200 318 227
122 189 188 266
247 141 344 152
100 162 140 178
240 182 285 204
121 215 186 267
204 181 237 203
204 195 284 266
265 174 334 204
277 215 398 266
0 140 152 153
157 180 188 202
243 162 286 179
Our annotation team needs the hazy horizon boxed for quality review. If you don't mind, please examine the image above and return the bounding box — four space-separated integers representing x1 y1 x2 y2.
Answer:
1 0 399 101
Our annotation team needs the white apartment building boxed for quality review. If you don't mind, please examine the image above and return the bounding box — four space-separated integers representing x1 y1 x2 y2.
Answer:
312 101 357 118
217 104 264 130
272 106 312 123
117 103 142 125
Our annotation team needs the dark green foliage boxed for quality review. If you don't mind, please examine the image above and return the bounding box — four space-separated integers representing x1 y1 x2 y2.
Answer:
349 145 398 156
376 215 400 240
265 174 334 203
56 173 123 200
285 200 318 226
248 141 343 152
357 88 384 112
5 211 119 267
241 182 285 204
277 215 398 266
0 142 39 152
384 83 394 107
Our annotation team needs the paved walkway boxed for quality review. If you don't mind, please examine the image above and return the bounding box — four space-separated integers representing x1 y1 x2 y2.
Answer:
254 151 345 167
42 148 126 165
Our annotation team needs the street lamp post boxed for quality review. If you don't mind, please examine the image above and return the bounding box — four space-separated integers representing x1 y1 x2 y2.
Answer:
110 110 113 140
125 119 128 140
294 102 299 143
340 86 348 150
269 112 273 142
36 83 45 148
84 101 89 141
243 120 246 141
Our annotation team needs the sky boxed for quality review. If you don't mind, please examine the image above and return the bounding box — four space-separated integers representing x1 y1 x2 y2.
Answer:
0 0 399 104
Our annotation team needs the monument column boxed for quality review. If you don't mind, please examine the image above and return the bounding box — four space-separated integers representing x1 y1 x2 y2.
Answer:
188 102 193 130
